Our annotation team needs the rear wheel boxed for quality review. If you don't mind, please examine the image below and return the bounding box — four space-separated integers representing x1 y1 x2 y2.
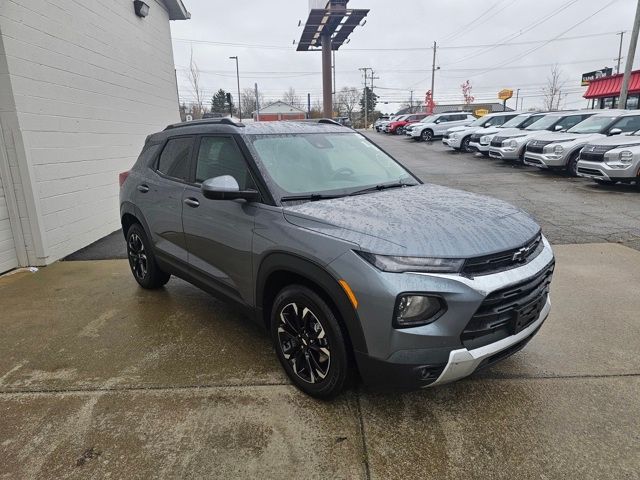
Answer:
567 151 580 176
126 223 170 289
421 129 434 142
271 285 349 398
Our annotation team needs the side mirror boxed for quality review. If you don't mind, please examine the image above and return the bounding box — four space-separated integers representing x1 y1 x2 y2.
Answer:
554 125 563 131
201 175 260 202
608 128 622 136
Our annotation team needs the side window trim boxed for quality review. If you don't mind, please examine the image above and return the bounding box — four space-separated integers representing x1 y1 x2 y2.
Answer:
155 135 195 185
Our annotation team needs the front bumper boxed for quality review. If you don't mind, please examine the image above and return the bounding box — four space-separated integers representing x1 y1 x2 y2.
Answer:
469 141 488 153
489 146 520 160
524 151 567 168
576 159 640 181
443 136 462 149
338 238 555 389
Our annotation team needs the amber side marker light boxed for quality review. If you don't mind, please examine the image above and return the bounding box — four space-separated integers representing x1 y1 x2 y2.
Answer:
338 280 358 309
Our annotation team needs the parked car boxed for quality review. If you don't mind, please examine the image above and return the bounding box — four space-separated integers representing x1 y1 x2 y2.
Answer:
374 115 390 131
408 112 476 141
120 118 554 398
383 114 410 133
488 111 595 163
333 116 353 128
443 112 519 152
387 113 429 135
524 110 640 176
577 127 640 185
471 112 545 156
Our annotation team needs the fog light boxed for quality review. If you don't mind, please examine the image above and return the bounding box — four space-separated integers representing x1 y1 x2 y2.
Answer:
394 294 446 328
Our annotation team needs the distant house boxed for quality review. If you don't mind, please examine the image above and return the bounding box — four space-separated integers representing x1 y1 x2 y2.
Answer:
255 101 307 121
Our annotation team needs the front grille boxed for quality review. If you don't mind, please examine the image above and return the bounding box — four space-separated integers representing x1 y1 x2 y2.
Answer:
526 140 554 154
461 261 554 350
462 234 543 276
443 133 450 139
579 144 619 162
490 136 507 147
577 167 603 177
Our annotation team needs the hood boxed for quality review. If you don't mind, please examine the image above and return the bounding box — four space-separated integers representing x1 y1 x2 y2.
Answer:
283 184 540 258
587 133 640 146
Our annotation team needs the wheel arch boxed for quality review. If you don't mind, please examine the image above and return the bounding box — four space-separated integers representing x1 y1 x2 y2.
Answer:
120 202 153 241
256 252 368 355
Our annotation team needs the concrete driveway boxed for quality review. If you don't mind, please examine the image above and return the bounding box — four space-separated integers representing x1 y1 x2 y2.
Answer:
1 242 639 479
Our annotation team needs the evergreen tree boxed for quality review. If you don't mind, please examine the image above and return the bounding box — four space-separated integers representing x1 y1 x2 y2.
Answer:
211 89 228 115
359 86 378 122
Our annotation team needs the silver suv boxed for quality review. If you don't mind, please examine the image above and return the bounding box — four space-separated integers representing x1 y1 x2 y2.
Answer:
524 110 640 176
488 111 595 163
443 112 519 152
119 118 554 398
469 112 543 156
406 112 476 141
577 128 640 185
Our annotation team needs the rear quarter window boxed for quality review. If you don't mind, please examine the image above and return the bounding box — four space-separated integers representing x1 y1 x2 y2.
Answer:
157 137 193 181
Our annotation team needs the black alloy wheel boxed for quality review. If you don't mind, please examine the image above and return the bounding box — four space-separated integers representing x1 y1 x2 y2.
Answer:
271 285 349 398
126 224 170 289
421 129 433 142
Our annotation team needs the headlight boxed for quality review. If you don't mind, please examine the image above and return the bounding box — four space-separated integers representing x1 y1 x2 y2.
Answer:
553 145 564 155
480 136 488 144
394 294 446 328
356 251 464 273
619 150 634 164
451 133 459 140
505 139 518 149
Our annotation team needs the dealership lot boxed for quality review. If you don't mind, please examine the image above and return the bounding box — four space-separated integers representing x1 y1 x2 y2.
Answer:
0 130 639 478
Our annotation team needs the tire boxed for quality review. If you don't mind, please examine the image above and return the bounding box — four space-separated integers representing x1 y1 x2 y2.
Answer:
567 151 580 177
461 136 471 152
421 129 434 142
126 223 170 289
270 285 350 399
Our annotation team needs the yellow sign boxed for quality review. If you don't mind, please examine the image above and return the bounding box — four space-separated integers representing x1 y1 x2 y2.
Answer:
498 89 513 101
474 109 490 117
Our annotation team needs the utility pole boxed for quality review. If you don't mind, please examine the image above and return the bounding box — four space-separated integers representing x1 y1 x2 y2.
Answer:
322 33 333 117
255 82 260 121
307 93 311 119
620 0 640 109
229 56 241 120
515 88 520 111
410 90 414 110
616 31 625 74
359 67 371 128
332 50 337 114
430 41 437 103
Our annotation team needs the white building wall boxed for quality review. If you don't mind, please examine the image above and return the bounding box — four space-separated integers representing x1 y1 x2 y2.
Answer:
0 0 181 265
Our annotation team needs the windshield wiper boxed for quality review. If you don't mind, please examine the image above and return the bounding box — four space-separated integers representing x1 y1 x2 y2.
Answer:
280 193 344 202
348 181 416 197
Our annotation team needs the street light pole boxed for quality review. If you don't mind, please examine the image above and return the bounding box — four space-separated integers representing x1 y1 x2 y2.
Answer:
619 0 640 109
229 56 241 121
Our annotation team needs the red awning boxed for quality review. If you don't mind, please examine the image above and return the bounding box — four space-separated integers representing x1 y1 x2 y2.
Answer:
584 70 640 99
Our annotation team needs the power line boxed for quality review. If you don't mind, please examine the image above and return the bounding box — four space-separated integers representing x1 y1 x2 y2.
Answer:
441 0 517 43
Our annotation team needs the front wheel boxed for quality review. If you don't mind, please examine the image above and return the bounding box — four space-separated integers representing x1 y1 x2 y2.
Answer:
461 136 471 152
126 223 170 289
271 285 349 398
567 152 580 177
421 129 433 142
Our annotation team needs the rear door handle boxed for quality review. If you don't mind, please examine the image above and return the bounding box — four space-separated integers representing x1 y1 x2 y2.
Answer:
184 197 200 208
137 184 149 193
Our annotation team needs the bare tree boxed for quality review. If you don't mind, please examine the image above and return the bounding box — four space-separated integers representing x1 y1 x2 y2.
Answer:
336 87 360 121
282 87 301 108
461 80 475 106
241 88 264 119
185 48 206 119
542 65 567 111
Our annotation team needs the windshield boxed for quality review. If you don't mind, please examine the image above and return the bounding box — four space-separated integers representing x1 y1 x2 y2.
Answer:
567 115 617 134
500 114 530 128
249 133 418 199
469 116 492 127
525 115 559 131
418 115 436 124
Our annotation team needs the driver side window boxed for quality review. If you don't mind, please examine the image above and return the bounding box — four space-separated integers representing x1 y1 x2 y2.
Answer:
611 115 640 133
195 137 255 189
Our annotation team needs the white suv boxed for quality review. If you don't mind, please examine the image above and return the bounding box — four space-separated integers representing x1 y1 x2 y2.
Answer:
470 113 544 156
407 112 476 141
443 112 519 152
577 130 640 185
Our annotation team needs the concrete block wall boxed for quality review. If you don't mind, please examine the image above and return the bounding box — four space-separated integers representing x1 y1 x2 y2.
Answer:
0 0 181 265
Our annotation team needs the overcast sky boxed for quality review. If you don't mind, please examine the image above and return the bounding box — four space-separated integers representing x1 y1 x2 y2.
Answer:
169 0 636 114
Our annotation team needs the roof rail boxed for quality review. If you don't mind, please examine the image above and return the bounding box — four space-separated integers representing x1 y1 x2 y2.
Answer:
164 118 245 131
286 118 342 126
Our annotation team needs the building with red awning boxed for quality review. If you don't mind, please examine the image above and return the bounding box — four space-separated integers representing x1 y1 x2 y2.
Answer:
584 70 640 109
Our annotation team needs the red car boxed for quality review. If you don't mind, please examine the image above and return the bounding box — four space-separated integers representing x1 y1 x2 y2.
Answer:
386 113 428 134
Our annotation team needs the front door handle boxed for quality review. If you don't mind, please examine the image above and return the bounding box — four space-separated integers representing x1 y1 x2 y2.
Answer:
184 197 200 208
137 184 149 193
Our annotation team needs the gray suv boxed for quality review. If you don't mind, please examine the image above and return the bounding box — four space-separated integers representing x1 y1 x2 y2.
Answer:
120 118 555 398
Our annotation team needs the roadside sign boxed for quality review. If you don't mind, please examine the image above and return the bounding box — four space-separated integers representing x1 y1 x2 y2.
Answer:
474 109 489 117
498 89 513 101
186 114 193 122
581 68 613 86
